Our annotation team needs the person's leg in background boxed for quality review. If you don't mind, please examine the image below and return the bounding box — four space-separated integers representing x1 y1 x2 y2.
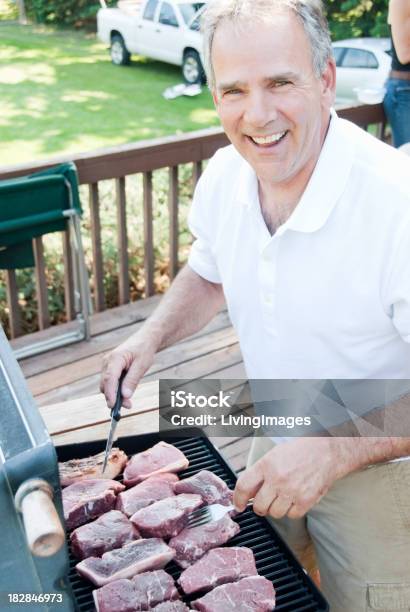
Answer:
383 78 410 147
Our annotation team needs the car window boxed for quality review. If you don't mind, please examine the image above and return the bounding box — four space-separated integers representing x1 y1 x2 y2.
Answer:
143 0 159 21
179 3 205 25
332 47 345 67
341 48 379 69
159 2 179 27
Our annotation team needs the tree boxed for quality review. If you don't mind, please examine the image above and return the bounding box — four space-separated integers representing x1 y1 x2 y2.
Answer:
16 0 27 24
325 0 390 40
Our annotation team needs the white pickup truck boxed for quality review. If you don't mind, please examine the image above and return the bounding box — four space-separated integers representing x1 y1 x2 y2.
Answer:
97 0 206 84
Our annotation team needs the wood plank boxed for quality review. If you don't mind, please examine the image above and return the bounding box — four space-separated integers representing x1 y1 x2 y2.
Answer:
144 344 243 382
40 381 158 436
206 362 247 379
116 177 130 305
11 295 161 363
28 324 238 397
62 231 75 321
32 236 50 330
33 340 241 406
0 127 230 183
89 183 105 312
143 171 154 297
5 269 22 338
51 410 159 446
18 303 229 378
168 166 179 280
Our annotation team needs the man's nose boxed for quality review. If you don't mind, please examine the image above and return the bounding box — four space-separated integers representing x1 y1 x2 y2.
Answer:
243 90 278 129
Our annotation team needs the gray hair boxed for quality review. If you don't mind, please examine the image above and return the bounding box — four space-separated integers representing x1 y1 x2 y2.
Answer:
201 0 333 90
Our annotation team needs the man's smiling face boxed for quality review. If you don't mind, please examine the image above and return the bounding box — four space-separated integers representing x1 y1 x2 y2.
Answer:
212 11 336 189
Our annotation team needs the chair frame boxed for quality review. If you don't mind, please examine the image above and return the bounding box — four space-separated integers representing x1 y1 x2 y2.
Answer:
9 175 92 360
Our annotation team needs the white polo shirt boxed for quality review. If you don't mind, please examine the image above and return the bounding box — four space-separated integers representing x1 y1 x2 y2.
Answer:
188 112 410 379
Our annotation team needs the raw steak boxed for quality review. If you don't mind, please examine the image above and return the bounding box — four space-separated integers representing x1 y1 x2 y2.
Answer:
63 479 125 530
124 442 189 485
174 471 233 506
178 547 257 595
70 510 140 559
76 538 175 586
117 474 179 517
150 603 191 611
131 494 202 538
93 569 179 612
59 448 128 487
169 515 240 568
191 576 276 611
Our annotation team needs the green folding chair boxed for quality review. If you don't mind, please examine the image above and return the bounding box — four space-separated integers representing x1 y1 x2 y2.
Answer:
0 162 92 358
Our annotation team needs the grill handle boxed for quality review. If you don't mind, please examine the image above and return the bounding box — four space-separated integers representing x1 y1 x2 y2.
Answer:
15 478 65 557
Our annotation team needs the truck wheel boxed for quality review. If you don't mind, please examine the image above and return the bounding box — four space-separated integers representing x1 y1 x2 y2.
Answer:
110 34 130 66
182 50 205 85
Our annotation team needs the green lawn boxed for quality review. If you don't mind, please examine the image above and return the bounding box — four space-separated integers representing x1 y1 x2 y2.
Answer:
0 23 220 166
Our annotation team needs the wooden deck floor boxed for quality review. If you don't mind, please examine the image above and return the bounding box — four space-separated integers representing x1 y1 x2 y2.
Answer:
12 296 251 472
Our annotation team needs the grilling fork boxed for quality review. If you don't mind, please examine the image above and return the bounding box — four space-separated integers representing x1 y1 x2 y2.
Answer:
102 370 126 474
186 499 254 529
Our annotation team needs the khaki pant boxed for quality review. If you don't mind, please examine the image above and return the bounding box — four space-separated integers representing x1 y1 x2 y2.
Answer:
247 436 410 612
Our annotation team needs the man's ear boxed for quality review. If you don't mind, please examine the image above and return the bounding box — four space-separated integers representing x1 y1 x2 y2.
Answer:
212 90 219 106
321 58 336 106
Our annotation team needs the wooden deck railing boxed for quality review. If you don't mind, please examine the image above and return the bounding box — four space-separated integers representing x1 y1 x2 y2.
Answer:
0 104 387 339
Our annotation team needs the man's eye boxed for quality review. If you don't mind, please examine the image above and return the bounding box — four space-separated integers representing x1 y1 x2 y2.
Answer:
224 89 242 96
274 80 291 87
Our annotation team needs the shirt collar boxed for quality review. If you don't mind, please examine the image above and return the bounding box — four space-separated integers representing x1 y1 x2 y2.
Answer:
234 109 356 233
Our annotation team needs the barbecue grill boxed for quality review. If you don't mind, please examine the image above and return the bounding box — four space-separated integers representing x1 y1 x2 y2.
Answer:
58 433 329 612
0 327 75 611
0 326 328 611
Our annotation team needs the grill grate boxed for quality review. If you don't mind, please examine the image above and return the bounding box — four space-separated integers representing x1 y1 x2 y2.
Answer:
57 431 328 612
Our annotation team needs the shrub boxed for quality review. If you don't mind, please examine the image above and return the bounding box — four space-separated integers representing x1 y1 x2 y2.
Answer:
24 0 115 27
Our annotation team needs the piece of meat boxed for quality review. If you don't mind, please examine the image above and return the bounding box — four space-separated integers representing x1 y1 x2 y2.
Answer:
191 576 276 611
149 603 191 612
63 479 125 530
70 510 140 560
117 474 179 517
173 471 233 506
178 547 257 595
93 569 179 612
76 538 175 587
169 515 240 569
131 494 202 539
124 442 189 486
59 448 128 487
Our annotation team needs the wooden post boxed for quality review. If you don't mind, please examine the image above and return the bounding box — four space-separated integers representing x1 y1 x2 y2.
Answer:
143 171 154 297
62 232 75 321
116 177 130 305
33 237 50 330
168 166 179 281
5 270 22 338
88 183 105 312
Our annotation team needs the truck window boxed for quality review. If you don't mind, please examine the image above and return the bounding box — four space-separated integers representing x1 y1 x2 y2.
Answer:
143 0 159 21
158 2 179 27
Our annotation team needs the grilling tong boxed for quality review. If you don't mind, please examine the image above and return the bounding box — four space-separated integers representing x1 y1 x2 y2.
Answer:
102 370 126 473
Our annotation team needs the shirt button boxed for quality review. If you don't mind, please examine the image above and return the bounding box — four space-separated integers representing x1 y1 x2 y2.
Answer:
262 251 270 262
264 294 273 305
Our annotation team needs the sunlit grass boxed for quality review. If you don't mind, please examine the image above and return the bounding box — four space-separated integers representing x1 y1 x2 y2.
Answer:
0 23 220 166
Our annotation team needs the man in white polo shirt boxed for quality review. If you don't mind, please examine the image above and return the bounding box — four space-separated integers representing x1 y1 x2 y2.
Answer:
101 0 410 609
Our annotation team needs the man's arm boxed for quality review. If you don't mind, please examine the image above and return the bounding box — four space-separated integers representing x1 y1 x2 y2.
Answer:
100 265 224 407
389 0 410 64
